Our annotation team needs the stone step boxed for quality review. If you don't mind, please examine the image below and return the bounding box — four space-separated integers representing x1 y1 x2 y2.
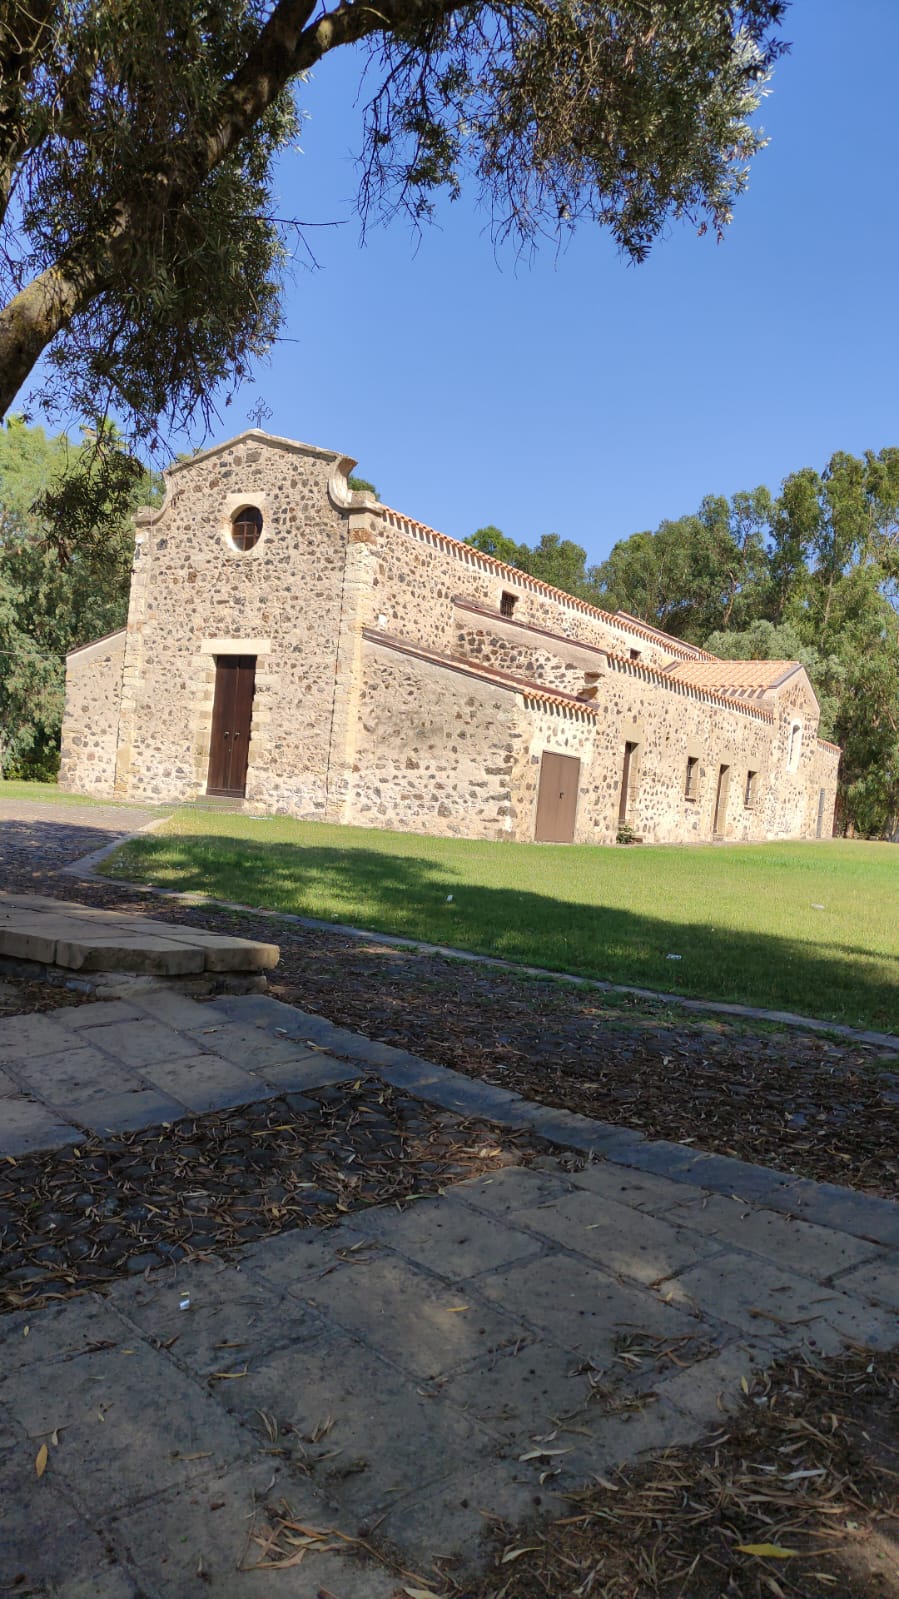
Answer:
0 894 278 977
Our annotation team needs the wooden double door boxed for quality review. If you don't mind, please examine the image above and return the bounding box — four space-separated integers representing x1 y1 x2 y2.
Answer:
206 655 256 797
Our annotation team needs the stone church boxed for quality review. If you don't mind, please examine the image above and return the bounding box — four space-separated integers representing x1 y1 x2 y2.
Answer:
60 429 840 845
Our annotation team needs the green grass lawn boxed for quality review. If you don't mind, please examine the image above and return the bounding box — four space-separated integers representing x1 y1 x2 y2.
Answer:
99 812 899 1032
0 779 152 809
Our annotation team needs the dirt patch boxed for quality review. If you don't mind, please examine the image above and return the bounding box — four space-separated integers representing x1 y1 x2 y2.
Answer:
473 1345 899 1599
0 973 101 1018
0 1078 540 1315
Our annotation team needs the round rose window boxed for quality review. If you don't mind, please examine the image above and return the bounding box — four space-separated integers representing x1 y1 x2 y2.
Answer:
231 505 263 551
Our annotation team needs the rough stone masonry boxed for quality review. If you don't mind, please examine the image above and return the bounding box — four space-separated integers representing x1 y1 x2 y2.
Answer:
60 429 839 844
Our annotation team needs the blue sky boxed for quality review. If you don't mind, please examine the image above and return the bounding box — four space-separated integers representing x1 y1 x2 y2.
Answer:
36 0 899 563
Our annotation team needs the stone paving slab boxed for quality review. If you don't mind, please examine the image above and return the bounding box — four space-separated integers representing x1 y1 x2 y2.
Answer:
2 983 898 1596
0 993 359 1152
835 1253 899 1310
0 891 278 976
109 1461 401 1599
350 1193 546 1280
661 1188 881 1277
512 1186 723 1286
0 1338 251 1514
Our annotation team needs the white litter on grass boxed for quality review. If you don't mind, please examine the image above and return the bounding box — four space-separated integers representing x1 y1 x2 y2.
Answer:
665 953 682 960
811 903 825 909
446 894 454 902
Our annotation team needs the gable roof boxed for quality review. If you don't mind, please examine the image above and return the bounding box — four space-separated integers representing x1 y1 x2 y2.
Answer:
165 428 344 476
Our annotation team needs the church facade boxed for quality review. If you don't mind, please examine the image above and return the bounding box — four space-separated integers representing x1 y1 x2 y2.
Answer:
60 429 840 845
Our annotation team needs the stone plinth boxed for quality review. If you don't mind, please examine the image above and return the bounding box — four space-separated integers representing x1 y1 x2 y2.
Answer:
0 894 278 980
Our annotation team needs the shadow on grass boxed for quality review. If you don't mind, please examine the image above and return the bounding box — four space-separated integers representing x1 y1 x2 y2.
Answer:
104 834 899 1032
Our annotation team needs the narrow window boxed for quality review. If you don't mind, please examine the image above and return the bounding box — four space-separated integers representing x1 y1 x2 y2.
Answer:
619 741 639 826
787 721 802 770
744 769 758 808
500 590 517 618
230 505 263 551
629 648 641 661
684 756 699 801
713 764 731 837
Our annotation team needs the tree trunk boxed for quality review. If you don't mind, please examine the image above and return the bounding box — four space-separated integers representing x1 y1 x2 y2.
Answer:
0 267 82 416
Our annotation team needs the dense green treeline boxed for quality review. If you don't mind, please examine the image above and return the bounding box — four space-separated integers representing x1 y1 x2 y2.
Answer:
468 450 899 837
0 419 157 778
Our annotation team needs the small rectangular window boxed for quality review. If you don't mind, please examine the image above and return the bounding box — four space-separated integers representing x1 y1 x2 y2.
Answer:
684 756 699 801
629 648 641 661
500 591 517 617
744 769 758 808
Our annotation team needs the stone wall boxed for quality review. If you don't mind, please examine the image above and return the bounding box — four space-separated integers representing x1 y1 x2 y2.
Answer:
348 633 786 847
59 631 126 795
348 639 523 838
760 673 824 840
59 430 841 845
580 663 776 845
111 434 357 813
370 512 696 669
808 741 841 839
453 621 600 697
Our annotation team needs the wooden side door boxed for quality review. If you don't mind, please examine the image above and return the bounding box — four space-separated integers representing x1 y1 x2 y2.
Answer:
207 655 256 797
534 751 580 842
618 741 638 826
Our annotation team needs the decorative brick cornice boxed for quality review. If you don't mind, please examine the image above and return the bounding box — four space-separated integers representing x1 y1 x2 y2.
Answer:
603 650 776 724
379 507 712 662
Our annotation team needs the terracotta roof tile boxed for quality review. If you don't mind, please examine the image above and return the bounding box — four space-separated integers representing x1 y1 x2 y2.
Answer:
664 660 803 694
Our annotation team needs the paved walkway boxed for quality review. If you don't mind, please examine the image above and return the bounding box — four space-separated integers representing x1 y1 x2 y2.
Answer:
2 989 897 1597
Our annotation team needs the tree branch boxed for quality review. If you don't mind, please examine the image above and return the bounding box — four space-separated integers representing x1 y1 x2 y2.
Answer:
0 262 82 412
204 0 471 175
0 1 59 221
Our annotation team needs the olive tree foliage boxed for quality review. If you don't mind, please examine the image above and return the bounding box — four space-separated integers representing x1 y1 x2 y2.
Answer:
0 0 786 452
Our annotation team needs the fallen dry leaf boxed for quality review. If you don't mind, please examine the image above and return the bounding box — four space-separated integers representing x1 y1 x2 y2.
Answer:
735 1543 801 1559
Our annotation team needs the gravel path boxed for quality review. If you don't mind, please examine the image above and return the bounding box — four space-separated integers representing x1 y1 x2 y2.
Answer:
0 796 159 883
